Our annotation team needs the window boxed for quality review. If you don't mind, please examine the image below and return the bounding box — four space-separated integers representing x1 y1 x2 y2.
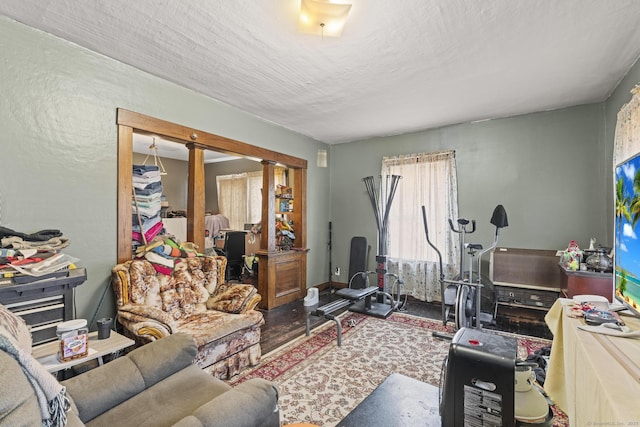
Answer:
382 151 459 302
216 173 250 231
216 167 287 230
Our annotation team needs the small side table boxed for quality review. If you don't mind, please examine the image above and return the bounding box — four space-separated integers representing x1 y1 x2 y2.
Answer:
32 330 135 374
558 266 613 301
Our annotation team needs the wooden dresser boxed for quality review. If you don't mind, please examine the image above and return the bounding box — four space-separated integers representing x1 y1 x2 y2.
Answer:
490 247 562 311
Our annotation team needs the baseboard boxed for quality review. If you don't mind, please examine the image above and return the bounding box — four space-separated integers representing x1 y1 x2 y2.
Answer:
314 281 348 291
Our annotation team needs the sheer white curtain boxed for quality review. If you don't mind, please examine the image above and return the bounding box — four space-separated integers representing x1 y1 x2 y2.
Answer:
246 171 263 224
382 151 459 302
614 85 640 165
216 174 248 230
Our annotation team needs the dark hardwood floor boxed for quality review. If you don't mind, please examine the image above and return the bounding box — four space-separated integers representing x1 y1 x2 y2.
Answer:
259 288 553 354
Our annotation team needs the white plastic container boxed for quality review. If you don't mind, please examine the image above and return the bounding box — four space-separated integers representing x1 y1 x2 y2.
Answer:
56 319 88 339
304 288 319 306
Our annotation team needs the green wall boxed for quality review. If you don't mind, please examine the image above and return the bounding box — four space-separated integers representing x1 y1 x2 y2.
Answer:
0 17 331 323
329 104 610 282
329 53 640 283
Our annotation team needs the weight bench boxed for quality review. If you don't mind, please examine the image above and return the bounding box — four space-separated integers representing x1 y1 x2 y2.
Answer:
305 286 378 346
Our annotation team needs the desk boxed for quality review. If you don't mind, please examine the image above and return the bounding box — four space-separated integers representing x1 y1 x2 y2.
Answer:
544 299 640 425
32 330 134 374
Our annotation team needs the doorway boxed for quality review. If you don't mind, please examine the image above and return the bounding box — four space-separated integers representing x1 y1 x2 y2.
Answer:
116 108 308 309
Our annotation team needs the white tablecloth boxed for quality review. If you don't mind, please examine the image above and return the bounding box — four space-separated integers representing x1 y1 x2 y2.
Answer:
544 298 640 425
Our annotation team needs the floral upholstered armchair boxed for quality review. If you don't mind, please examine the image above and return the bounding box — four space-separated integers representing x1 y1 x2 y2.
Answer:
111 255 264 379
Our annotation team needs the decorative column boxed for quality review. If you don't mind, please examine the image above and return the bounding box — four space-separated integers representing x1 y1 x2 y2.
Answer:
260 160 277 252
186 141 205 252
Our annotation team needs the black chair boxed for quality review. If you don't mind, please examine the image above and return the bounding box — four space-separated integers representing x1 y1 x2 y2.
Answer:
219 231 245 282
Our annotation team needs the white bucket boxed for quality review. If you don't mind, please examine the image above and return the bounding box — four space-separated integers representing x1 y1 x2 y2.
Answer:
303 287 319 306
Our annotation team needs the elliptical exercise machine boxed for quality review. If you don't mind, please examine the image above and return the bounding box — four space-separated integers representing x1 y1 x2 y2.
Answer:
426 206 554 426
422 204 508 330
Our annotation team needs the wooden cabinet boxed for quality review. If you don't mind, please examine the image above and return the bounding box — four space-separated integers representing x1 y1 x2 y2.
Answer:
257 249 307 309
490 248 562 311
559 267 613 301
257 162 308 309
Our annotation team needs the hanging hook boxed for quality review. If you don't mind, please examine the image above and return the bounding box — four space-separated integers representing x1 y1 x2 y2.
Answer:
142 137 168 175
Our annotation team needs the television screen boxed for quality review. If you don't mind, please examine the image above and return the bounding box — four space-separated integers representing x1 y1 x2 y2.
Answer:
614 153 640 315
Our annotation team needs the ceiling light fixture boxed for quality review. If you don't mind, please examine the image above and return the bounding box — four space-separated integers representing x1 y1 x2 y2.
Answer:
298 0 352 37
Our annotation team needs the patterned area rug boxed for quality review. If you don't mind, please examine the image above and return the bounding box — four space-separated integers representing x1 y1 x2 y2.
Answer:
231 311 568 426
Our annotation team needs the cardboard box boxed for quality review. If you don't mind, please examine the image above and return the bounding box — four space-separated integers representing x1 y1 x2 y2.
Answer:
58 332 88 362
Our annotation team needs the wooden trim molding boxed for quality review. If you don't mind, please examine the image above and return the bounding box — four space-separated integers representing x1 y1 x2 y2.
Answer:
117 109 307 168
261 161 277 252
116 109 308 288
117 125 133 262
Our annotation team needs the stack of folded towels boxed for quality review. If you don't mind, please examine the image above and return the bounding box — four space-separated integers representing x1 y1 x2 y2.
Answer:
132 164 164 252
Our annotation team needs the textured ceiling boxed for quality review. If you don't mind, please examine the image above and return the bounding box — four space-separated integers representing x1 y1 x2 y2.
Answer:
2 0 640 144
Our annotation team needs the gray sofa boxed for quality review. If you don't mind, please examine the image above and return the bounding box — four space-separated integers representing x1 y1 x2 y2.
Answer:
0 323 279 427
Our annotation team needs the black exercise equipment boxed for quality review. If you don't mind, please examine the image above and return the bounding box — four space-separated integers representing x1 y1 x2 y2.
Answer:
305 285 378 346
360 175 402 318
347 271 405 319
423 204 508 330
348 236 369 290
